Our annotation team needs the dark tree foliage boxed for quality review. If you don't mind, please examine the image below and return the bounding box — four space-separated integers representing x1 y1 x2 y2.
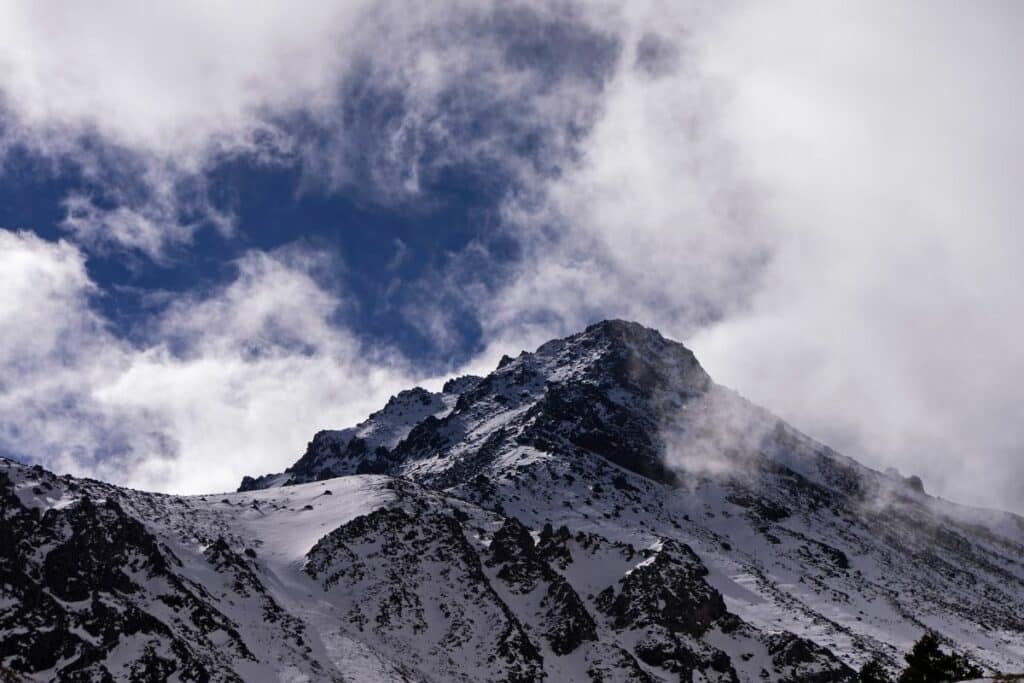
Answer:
859 657 894 683
897 632 983 683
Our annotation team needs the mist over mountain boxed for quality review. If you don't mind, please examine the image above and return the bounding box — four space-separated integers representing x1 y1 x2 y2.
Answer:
3 321 1022 681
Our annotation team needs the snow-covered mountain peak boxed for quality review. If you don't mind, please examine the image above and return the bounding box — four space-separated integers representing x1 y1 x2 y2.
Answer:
6 321 1022 681
507 318 710 395
240 320 727 493
227 321 1024 678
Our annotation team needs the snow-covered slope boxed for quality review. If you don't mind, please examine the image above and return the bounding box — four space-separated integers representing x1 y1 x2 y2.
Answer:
3 320 1023 681
0 459 854 682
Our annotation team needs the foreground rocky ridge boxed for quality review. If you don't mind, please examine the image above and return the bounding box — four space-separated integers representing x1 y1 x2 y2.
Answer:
3 321 1023 681
1 460 854 681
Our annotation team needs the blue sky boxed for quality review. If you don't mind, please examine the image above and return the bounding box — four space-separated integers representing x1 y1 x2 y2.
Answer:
1 2 1022 512
0 137 510 367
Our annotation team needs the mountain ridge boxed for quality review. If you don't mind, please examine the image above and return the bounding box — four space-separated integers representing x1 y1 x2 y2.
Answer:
3 320 1023 681
240 319 714 491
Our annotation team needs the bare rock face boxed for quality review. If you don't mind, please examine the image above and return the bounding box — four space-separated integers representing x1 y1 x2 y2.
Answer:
0 470 252 681
305 502 545 683
4 321 1023 680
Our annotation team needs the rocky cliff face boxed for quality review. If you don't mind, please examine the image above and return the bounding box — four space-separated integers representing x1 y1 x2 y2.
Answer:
3 321 1023 681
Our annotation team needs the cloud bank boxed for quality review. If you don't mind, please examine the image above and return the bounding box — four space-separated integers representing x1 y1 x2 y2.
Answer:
0 230 418 493
471 1 1024 511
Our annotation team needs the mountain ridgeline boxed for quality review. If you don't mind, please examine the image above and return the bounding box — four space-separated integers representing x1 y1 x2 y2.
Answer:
3 320 1023 681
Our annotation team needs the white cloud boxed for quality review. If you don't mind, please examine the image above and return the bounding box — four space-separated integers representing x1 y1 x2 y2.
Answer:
480 1 1024 512
0 230 141 481
0 1 617 258
687 1 1024 511
0 2 366 163
0 229 419 494
0 1 370 258
476 3 764 347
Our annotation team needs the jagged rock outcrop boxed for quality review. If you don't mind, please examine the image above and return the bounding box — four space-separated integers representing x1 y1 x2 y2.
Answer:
0 470 253 681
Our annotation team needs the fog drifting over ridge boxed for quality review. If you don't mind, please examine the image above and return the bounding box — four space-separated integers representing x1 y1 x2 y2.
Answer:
0 1 1020 512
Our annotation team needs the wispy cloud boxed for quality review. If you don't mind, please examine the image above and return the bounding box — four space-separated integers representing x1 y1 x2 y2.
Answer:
0 1 618 258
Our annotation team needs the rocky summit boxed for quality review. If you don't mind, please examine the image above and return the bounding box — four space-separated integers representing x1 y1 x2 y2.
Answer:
3 320 1023 681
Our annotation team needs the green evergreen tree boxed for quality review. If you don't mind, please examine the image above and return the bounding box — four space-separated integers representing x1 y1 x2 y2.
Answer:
897 632 983 682
859 657 893 683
